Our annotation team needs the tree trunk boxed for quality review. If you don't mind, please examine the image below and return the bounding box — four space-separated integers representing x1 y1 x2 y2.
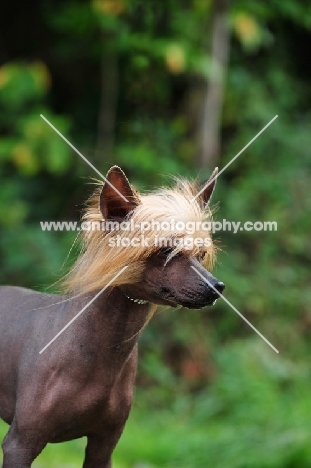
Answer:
198 0 230 170
96 31 118 163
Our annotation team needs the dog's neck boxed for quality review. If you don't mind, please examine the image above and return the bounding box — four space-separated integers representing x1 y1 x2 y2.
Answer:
74 287 152 367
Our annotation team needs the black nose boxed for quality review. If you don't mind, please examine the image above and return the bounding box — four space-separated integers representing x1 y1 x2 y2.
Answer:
214 281 225 294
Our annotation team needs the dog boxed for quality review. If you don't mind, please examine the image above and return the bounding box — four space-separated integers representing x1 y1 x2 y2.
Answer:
0 166 224 467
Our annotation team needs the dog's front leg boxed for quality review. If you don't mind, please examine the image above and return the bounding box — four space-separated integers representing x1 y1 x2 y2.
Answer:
1 422 46 468
83 433 123 468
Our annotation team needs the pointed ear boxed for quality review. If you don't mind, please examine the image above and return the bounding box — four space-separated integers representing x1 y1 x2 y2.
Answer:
99 166 139 220
200 167 218 205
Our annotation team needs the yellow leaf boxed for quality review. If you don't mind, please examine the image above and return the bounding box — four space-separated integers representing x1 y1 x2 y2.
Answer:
12 143 38 175
93 0 125 16
234 13 261 48
30 61 52 92
165 44 186 74
0 67 9 89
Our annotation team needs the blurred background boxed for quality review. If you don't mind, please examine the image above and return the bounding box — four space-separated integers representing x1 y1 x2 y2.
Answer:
0 0 311 466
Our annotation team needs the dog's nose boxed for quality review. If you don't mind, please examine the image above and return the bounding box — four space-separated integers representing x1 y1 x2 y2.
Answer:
214 281 225 294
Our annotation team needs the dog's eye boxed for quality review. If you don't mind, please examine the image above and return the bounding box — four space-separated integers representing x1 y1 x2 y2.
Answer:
197 252 206 262
158 247 172 256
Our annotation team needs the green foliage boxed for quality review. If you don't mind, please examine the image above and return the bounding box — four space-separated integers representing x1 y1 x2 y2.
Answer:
117 341 311 468
0 61 74 288
0 62 72 177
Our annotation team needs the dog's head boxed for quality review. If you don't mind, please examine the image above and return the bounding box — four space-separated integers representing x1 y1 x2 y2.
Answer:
98 166 224 309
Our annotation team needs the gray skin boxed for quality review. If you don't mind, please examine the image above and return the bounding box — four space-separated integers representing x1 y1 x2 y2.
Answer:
0 167 224 467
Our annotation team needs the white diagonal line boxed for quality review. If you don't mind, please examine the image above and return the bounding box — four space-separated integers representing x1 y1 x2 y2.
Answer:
40 114 128 203
191 115 278 202
39 266 128 354
191 266 279 353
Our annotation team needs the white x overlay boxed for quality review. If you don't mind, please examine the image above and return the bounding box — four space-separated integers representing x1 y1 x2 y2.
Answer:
39 113 279 354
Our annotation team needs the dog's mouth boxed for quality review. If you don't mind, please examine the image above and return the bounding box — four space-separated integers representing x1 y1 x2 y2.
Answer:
180 298 218 309
162 295 219 310
157 283 223 310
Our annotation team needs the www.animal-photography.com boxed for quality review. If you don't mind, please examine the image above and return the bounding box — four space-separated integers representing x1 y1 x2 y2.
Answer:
0 1 310 467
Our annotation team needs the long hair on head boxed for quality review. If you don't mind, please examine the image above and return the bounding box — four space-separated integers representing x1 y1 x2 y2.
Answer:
62 166 218 295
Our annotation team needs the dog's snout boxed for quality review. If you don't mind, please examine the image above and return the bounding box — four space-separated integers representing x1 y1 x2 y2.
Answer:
214 281 225 294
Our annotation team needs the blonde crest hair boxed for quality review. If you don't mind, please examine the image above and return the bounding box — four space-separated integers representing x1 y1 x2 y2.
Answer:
63 172 217 295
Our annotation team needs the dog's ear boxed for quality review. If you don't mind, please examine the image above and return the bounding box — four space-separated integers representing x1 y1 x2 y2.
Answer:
199 167 218 205
99 166 139 220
